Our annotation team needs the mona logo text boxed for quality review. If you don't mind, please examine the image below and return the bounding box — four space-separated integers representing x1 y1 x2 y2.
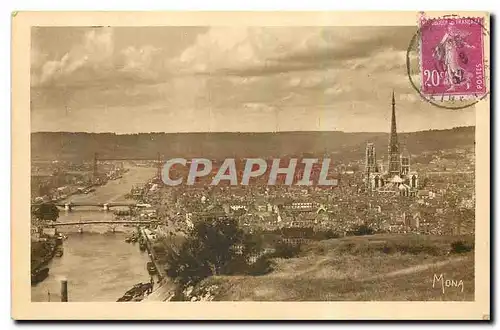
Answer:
432 274 464 294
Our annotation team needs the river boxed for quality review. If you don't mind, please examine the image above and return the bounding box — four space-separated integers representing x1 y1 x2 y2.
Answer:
31 166 158 302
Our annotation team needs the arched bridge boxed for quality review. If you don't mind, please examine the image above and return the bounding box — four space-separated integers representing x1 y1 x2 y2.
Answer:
49 220 159 227
56 202 138 211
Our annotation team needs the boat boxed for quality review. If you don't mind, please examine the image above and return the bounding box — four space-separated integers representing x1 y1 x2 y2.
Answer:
31 267 49 285
114 210 131 216
116 295 132 302
117 282 150 302
133 293 145 302
117 289 135 302
55 248 64 257
146 262 157 275
125 232 139 243
55 233 66 245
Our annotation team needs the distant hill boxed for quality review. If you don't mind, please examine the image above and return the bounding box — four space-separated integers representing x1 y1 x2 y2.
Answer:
31 127 475 161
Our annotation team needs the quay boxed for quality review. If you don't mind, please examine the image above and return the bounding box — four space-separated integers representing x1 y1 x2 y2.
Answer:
139 227 166 279
138 227 175 302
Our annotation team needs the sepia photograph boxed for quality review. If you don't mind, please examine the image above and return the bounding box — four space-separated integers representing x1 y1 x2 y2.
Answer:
11 11 490 320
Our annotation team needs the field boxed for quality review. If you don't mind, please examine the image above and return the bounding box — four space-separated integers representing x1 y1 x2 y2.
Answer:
189 234 474 301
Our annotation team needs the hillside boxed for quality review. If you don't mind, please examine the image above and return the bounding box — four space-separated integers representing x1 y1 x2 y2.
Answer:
31 127 475 161
185 234 474 301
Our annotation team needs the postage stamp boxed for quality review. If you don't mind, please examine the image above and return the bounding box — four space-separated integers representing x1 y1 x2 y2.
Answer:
419 16 487 98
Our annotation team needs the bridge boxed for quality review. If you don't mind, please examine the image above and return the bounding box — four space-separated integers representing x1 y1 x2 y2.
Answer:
56 201 138 211
49 220 159 227
48 219 159 233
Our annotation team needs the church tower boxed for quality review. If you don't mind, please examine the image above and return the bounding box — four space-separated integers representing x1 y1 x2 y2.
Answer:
365 142 378 192
388 91 401 176
365 142 377 173
400 147 411 176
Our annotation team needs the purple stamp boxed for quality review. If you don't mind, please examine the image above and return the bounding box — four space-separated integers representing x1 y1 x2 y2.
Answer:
419 16 487 98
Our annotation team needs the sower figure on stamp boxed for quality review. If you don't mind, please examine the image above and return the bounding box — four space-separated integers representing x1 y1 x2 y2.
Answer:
433 25 475 92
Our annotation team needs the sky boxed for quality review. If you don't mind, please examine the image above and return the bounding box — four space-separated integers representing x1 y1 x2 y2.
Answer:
30 26 476 133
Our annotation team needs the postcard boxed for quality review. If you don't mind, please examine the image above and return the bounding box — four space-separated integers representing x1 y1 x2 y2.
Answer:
11 11 490 320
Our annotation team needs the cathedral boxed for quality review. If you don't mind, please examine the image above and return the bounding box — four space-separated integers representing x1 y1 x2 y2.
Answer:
365 92 418 197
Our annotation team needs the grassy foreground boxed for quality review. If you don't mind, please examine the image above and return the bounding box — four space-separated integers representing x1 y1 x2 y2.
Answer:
189 234 474 301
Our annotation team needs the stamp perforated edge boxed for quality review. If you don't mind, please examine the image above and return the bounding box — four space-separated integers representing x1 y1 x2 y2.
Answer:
414 12 490 101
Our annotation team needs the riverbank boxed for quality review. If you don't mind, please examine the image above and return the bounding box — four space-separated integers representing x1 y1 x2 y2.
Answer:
141 279 175 302
117 227 175 302
31 238 57 272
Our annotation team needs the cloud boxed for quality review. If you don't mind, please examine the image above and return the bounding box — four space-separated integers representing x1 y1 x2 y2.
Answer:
164 26 420 110
398 93 421 102
120 45 161 72
325 84 349 95
32 28 114 87
173 27 302 75
288 71 334 89
31 28 165 90
347 48 405 71
31 26 468 134
171 26 416 77
242 102 277 112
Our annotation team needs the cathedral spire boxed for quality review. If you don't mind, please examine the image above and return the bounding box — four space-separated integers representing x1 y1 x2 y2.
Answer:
388 90 401 176
390 90 398 148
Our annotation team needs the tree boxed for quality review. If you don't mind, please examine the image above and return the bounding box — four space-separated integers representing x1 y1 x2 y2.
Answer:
450 240 474 254
242 231 264 256
247 255 274 276
272 241 301 258
164 217 248 287
32 203 60 222
351 224 374 236
37 183 52 197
